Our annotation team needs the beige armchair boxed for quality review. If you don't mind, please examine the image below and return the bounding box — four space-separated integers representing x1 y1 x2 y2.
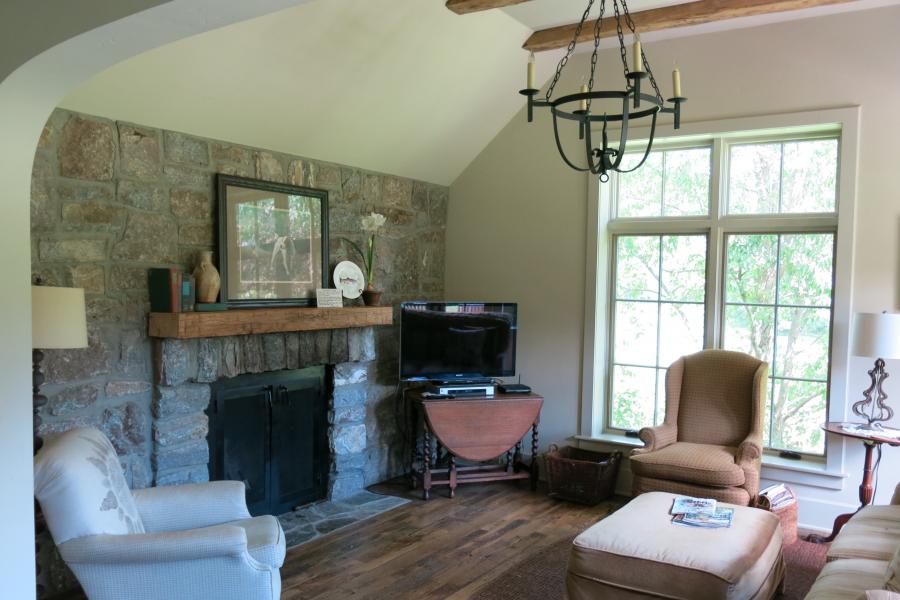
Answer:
630 349 768 506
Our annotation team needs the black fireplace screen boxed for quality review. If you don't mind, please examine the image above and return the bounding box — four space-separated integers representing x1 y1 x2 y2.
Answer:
207 366 329 516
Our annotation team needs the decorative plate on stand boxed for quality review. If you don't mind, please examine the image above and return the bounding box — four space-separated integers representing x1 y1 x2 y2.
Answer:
333 261 365 299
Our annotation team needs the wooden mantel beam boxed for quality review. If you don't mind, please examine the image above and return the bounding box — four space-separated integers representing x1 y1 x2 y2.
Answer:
524 0 857 51
446 0 533 15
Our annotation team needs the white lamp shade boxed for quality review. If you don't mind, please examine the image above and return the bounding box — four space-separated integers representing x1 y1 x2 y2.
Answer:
851 312 900 359
32 286 88 349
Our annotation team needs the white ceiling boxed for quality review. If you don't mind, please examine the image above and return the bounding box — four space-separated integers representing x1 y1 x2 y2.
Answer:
59 0 899 186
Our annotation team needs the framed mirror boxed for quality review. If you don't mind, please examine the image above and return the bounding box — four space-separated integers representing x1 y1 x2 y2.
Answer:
216 174 329 307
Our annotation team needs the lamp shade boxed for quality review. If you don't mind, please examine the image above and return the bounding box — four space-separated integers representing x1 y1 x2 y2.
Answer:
851 312 900 359
32 286 88 349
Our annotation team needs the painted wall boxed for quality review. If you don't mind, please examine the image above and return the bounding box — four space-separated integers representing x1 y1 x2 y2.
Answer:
446 4 900 529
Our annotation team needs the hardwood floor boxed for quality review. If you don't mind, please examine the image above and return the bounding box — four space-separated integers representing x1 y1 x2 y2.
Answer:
280 479 620 600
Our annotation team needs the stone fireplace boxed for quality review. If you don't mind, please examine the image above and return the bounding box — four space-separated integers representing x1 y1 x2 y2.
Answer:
152 327 378 500
31 106 446 595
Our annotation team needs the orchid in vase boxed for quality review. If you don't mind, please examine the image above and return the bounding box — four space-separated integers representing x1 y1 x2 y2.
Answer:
342 212 387 295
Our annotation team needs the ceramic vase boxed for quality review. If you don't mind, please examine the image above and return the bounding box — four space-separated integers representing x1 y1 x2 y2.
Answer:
193 250 221 303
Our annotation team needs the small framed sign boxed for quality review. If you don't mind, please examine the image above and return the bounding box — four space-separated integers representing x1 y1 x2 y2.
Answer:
315 288 344 308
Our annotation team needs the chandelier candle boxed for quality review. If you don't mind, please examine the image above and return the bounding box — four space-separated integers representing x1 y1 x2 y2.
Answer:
633 40 643 72
673 68 682 97
518 0 687 181
527 51 535 89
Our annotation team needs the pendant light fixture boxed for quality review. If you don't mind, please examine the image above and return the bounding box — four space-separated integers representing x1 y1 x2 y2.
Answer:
519 0 687 182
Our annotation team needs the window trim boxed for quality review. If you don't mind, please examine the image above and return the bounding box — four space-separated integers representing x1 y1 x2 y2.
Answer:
580 107 861 485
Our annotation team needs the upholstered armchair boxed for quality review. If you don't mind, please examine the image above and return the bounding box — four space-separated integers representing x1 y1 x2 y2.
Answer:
630 349 768 506
34 427 284 600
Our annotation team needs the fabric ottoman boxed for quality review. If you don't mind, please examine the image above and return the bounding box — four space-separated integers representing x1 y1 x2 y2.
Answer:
567 492 785 600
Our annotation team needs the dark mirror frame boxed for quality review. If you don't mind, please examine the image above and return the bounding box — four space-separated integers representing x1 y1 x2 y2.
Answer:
216 174 329 308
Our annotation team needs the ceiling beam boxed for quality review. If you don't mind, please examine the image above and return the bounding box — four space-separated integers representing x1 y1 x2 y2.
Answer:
446 0 533 15
524 0 857 51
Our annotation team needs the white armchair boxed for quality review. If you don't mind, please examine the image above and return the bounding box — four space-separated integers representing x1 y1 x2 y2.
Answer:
34 427 284 600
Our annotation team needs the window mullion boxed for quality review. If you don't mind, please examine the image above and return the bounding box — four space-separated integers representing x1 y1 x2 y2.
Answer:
707 137 725 349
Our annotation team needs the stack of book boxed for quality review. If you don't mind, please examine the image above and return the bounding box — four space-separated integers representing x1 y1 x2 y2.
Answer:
758 483 796 510
670 496 734 529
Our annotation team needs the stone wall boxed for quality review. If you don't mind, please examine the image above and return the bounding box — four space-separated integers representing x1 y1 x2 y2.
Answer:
31 108 448 490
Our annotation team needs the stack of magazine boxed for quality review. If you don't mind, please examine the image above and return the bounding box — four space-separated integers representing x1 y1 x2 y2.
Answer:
670 496 734 529
758 483 796 510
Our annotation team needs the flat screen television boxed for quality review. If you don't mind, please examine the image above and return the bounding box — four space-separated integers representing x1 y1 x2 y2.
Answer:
400 301 517 381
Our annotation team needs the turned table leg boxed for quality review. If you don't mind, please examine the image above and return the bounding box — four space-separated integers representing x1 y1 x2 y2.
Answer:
530 422 539 491
449 455 457 498
809 441 879 543
409 404 418 490
423 424 433 501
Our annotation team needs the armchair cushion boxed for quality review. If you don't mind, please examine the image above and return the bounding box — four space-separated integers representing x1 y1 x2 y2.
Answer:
133 481 251 532
34 427 145 544
630 442 745 487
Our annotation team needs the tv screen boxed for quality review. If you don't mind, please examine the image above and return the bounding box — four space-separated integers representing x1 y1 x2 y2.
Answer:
400 302 517 381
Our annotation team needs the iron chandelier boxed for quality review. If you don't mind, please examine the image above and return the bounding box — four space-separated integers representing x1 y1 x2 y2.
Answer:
519 0 687 182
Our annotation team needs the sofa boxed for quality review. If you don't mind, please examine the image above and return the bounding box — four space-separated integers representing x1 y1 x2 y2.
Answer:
805 483 900 599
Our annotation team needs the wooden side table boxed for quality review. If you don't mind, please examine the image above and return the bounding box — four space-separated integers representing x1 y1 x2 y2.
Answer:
808 421 900 543
408 391 542 500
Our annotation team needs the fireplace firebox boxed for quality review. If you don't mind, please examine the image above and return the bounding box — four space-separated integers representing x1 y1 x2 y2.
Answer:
207 366 329 516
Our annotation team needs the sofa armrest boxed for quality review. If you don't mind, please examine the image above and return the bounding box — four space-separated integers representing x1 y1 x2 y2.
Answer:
736 432 763 466
58 523 249 564
632 423 677 455
133 481 251 532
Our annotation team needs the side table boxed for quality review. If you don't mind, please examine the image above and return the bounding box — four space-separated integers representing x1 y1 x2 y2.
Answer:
808 421 900 543
408 391 542 500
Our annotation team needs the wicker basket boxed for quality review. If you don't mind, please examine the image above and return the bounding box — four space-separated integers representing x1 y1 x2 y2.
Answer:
756 486 799 545
545 444 622 505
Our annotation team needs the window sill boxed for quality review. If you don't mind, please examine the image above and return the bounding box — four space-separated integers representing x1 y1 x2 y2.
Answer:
572 434 847 490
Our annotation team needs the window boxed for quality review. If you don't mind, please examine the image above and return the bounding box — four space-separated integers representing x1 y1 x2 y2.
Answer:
605 131 839 456
610 235 707 430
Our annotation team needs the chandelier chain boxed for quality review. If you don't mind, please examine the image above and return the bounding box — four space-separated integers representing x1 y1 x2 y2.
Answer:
545 0 596 101
586 0 606 112
612 0 631 84
619 0 664 102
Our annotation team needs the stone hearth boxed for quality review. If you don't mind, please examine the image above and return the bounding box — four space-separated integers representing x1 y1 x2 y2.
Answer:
153 327 376 499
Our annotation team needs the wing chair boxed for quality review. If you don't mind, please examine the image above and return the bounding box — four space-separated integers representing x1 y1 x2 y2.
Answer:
34 427 284 600
630 349 768 506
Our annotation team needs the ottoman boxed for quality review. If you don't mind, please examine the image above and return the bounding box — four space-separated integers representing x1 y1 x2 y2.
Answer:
567 492 785 600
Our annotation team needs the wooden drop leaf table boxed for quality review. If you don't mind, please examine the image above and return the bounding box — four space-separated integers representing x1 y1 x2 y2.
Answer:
408 391 543 500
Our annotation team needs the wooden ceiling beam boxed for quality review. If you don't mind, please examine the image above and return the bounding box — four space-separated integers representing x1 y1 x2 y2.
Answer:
446 0 533 15
524 0 858 51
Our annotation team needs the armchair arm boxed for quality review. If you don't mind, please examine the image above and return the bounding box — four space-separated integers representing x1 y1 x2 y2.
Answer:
133 481 250 532
736 432 763 466
58 523 249 564
632 423 677 455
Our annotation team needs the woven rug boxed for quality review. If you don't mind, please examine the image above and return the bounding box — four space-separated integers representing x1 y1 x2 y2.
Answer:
471 537 828 600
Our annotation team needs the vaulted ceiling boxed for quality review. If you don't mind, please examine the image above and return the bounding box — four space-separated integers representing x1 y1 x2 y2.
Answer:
60 0 896 185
